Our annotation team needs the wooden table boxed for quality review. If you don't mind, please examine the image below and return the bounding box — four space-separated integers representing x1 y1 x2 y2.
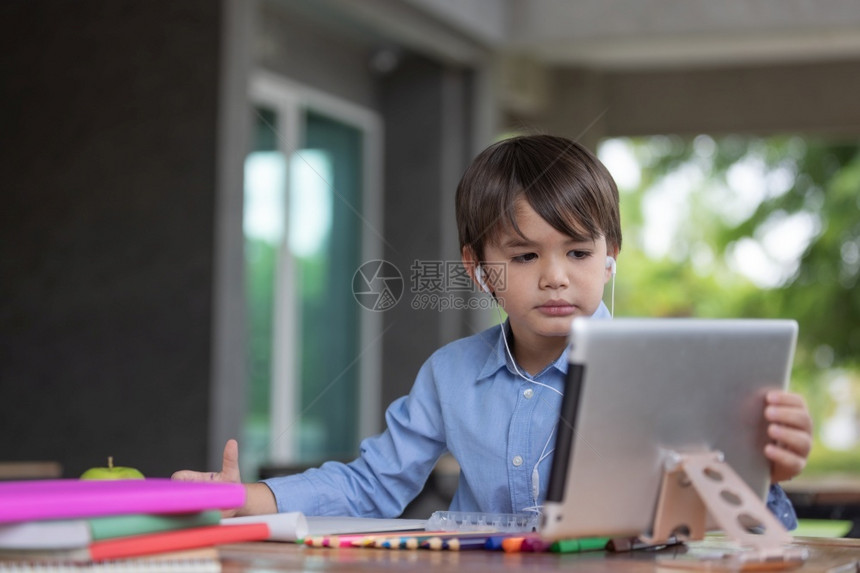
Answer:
784 477 860 538
218 536 860 572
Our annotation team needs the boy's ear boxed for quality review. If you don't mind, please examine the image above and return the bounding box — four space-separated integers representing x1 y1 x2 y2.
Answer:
461 246 485 292
604 248 619 283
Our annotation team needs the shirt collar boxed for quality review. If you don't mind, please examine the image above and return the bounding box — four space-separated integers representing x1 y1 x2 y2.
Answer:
475 321 516 382
474 301 612 382
591 300 612 319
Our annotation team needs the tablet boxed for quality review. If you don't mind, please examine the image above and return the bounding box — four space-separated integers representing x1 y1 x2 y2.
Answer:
540 318 798 540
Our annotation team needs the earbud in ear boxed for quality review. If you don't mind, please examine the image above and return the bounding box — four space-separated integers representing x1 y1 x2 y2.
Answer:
475 265 490 294
605 256 617 276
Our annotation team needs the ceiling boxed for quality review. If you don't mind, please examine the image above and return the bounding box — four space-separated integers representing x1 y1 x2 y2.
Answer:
301 0 860 70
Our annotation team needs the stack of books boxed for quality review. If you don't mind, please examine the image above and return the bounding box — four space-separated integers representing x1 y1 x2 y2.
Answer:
0 478 269 570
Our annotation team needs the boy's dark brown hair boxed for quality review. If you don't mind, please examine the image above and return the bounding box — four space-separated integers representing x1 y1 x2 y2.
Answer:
456 135 622 261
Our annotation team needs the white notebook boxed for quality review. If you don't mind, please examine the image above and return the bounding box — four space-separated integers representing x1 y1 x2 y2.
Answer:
221 513 426 541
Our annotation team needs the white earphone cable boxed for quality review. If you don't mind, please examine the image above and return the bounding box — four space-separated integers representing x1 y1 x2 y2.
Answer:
492 303 560 513
481 259 616 512
494 304 563 397
609 272 615 318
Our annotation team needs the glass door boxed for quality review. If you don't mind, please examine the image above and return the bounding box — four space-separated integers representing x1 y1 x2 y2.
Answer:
243 74 382 477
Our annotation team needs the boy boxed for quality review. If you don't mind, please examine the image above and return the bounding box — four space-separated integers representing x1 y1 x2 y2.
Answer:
174 135 812 526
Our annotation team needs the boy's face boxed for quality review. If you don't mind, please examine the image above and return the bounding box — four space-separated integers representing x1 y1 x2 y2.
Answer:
472 199 614 351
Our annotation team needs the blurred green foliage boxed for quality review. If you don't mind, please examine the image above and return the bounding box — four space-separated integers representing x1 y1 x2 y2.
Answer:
602 135 860 475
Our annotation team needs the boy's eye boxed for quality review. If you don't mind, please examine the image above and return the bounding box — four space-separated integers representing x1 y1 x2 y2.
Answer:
512 253 538 263
568 250 590 259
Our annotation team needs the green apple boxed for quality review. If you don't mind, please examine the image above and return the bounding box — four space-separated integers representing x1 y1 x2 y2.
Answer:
80 456 145 480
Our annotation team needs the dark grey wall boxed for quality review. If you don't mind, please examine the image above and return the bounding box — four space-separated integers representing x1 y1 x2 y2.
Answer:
0 1 223 478
378 55 476 410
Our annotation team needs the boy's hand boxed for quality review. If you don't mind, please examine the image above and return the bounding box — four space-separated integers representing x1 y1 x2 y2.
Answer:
172 439 276 516
172 438 242 484
764 390 813 484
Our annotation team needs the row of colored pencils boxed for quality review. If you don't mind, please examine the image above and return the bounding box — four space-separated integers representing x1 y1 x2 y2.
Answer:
301 530 615 553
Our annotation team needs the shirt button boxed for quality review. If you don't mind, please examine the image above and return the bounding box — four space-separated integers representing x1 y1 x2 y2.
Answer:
523 388 534 399
512 455 524 467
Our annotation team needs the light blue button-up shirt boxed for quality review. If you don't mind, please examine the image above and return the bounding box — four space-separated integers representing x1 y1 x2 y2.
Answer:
262 300 796 528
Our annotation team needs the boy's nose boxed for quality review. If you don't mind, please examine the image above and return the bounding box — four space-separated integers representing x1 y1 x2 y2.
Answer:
540 260 569 289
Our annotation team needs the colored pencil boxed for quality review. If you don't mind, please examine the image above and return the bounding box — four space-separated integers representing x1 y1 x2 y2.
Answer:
418 532 500 551
304 530 443 548
442 537 490 551
496 533 554 553
375 536 425 550
520 536 552 552
366 530 482 549
549 536 610 553
501 536 528 553
485 534 517 551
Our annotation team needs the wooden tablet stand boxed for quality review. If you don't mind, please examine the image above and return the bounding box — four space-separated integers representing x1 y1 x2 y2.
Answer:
643 450 807 570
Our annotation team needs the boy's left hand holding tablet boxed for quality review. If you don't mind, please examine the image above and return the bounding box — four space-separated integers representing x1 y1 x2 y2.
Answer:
172 439 276 517
764 390 813 484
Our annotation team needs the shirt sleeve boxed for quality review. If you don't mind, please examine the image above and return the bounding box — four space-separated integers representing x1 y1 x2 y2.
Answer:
767 484 798 530
261 359 448 517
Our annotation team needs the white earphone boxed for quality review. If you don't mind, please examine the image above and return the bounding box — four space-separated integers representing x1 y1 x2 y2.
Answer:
475 265 491 293
605 255 617 276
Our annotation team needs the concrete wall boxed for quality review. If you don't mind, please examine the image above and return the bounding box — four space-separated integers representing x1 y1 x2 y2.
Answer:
377 55 476 408
603 60 860 137
541 59 860 143
256 1 379 111
0 0 224 478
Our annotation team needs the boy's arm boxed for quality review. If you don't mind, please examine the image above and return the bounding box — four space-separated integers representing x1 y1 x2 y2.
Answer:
174 361 447 518
171 439 277 517
764 390 813 484
261 389 447 517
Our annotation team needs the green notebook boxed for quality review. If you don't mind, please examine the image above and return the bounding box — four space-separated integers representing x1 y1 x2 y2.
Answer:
88 510 222 540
